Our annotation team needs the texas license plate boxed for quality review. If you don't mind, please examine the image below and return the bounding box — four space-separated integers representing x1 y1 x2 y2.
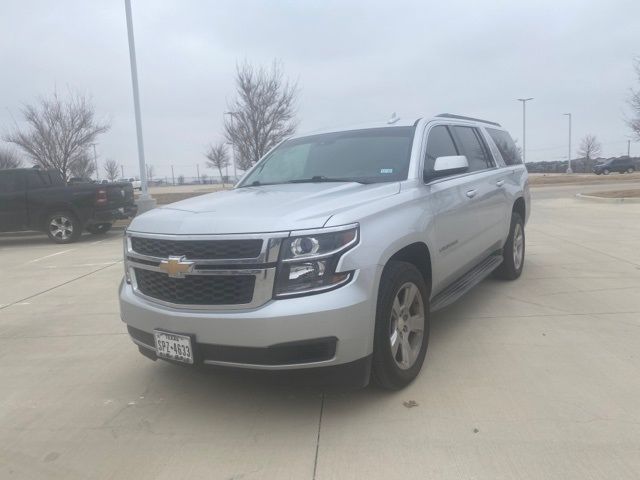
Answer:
154 331 194 364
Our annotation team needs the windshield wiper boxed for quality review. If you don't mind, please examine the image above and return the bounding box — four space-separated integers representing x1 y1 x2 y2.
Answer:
238 180 283 188
288 176 371 184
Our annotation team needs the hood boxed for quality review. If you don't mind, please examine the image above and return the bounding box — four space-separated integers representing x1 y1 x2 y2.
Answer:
128 182 400 235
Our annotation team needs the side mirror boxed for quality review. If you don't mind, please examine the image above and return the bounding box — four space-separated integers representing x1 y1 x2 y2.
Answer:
425 155 469 181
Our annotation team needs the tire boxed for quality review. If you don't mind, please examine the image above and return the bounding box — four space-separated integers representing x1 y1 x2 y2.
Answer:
372 261 430 390
45 211 82 244
627 167 635 174
86 223 112 235
495 212 525 280
603 169 610 175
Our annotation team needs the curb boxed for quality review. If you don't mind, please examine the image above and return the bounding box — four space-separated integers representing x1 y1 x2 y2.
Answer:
575 193 640 204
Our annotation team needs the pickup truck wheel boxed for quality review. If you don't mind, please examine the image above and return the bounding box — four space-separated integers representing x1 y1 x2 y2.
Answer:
495 212 525 280
627 167 635 174
46 212 81 244
87 223 112 235
372 261 429 390
603 169 610 175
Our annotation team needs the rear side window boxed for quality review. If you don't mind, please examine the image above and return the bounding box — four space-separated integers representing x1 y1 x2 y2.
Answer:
424 125 458 174
487 128 522 165
451 126 493 172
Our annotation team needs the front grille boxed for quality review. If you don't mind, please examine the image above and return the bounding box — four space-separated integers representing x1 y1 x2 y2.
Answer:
134 268 255 305
131 237 263 260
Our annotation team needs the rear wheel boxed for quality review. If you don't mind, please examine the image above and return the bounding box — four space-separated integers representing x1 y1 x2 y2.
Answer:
603 169 610 175
372 261 429 390
495 212 525 280
46 212 81 244
87 223 112 235
627 167 635 174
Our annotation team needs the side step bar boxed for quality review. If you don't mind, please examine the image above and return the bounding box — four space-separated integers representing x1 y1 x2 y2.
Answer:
430 253 503 312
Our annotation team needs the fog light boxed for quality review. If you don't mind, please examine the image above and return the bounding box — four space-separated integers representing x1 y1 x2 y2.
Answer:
289 261 326 280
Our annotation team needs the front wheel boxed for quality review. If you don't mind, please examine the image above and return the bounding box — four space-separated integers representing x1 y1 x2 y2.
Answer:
627 167 635 174
603 169 610 175
46 212 82 244
87 223 112 235
372 261 429 390
495 212 525 280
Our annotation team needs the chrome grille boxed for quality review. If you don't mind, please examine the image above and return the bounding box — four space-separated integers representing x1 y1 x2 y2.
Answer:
130 237 262 260
134 268 256 305
126 232 286 310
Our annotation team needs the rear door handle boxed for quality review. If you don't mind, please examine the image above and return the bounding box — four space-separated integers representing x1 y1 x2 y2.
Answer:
496 179 505 187
466 189 477 198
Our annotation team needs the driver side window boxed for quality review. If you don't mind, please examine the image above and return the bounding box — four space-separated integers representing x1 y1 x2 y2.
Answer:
424 125 458 177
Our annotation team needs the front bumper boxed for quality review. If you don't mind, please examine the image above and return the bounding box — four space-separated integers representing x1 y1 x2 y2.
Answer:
119 264 380 371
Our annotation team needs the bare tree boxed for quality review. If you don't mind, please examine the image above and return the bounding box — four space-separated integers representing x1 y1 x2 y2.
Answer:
0 146 22 169
629 57 640 140
205 143 230 186
224 61 298 170
104 159 120 182
4 90 110 181
68 152 96 179
578 134 602 161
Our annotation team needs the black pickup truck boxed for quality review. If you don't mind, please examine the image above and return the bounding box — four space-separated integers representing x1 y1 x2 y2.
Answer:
0 168 137 243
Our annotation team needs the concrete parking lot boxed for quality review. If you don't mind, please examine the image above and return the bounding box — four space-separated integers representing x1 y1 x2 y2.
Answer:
1 185 640 479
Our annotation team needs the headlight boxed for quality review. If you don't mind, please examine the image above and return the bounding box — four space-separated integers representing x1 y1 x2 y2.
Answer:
274 224 359 297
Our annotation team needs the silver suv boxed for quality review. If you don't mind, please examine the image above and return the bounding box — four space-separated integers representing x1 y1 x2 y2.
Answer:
119 113 530 389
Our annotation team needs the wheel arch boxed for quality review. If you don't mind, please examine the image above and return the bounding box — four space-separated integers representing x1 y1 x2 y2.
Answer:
513 196 526 223
384 241 432 299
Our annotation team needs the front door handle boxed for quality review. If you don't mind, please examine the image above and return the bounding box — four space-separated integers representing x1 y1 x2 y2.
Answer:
496 179 505 187
466 189 477 198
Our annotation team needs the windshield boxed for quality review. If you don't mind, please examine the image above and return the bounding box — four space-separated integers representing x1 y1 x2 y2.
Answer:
239 126 416 186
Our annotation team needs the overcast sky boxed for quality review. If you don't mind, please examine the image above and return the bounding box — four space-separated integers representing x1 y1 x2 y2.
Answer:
1 0 639 179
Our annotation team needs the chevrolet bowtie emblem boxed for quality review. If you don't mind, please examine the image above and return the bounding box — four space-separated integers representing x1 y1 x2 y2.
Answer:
159 256 194 278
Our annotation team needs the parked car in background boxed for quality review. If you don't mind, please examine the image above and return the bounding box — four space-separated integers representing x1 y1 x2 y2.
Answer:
593 157 636 175
120 114 530 389
0 167 137 243
130 178 142 190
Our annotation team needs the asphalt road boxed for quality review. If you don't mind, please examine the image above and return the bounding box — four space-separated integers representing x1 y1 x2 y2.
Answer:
1 185 640 479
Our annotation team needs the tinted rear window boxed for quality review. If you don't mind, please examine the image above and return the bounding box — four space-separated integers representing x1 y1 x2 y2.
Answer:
487 128 522 165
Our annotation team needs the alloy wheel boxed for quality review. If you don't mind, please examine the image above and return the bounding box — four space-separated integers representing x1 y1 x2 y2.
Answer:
389 282 425 370
49 216 74 241
513 222 524 270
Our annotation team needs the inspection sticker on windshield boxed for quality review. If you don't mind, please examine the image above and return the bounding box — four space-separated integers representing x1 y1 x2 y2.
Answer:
380 168 393 174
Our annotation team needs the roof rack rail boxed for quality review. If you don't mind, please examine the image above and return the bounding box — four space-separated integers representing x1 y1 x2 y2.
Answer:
435 113 501 127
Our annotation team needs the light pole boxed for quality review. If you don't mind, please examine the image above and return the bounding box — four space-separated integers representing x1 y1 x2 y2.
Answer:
92 143 100 181
516 98 533 163
120 164 124 178
563 113 572 173
124 0 155 211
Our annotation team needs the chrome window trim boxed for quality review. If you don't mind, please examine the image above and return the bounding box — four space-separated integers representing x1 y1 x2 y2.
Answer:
420 122 499 186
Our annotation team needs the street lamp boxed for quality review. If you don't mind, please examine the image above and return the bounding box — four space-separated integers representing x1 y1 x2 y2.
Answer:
563 113 572 173
92 143 100 181
124 0 155 212
516 98 533 163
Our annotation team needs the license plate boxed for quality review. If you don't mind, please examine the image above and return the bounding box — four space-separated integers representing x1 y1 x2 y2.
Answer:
154 331 194 364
